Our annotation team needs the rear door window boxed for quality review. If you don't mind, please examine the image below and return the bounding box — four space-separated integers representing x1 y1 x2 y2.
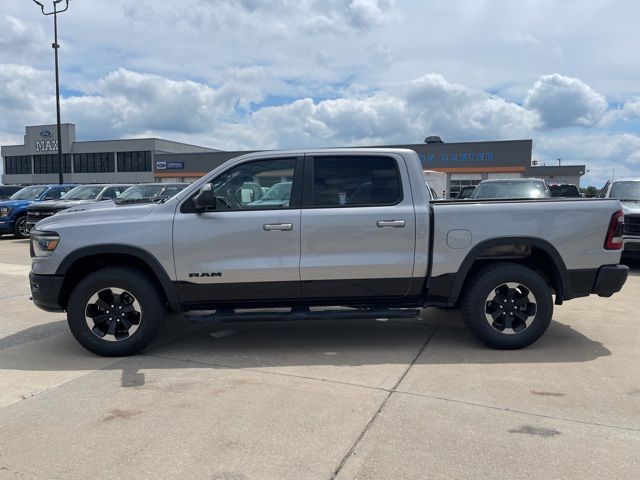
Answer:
310 156 402 207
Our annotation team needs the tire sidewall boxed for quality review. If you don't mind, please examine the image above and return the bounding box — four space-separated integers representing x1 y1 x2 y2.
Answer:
464 264 553 349
13 216 28 239
67 268 166 356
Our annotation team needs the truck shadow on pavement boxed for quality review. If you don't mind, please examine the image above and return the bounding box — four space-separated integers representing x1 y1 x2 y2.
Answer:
0 309 611 379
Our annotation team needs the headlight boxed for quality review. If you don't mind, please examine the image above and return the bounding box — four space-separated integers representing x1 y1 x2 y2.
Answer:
31 232 60 258
0 207 11 217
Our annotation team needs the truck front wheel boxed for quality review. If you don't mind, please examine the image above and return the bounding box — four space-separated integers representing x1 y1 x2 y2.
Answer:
67 266 167 356
461 262 553 349
13 216 29 239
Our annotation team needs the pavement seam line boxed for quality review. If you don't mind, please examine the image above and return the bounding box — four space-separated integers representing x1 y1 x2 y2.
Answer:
0 293 31 301
328 325 439 480
392 389 640 434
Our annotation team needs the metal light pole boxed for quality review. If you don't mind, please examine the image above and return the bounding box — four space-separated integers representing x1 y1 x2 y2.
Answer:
33 0 70 185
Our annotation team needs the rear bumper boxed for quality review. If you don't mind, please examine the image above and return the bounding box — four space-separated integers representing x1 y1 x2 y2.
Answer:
592 264 629 297
567 264 628 299
29 272 65 312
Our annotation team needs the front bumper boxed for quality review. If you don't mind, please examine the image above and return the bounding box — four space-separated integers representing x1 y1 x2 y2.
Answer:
592 264 629 298
623 238 640 257
29 272 66 312
0 219 14 233
25 220 38 231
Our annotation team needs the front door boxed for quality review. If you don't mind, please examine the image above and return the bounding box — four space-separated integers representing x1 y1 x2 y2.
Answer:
300 154 416 299
173 157 303 306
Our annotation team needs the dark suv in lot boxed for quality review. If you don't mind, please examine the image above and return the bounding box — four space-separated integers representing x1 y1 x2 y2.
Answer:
26 184 131 231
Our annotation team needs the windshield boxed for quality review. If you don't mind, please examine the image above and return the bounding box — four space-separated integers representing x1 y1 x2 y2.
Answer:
9 186 48 201
549 185 580 198
471 180 548 199
457 186 475 199
118 185 167 200
610 181 640 201
262 182 292 201
62 186 104 200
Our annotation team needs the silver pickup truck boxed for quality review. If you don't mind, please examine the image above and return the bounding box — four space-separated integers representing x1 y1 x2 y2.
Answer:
28 148 629 356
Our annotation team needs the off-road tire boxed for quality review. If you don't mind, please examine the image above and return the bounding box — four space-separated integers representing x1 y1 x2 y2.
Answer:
67 266 167 356
461 262 553 349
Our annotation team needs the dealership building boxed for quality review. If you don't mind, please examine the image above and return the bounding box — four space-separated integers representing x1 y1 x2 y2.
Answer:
2 124 585 197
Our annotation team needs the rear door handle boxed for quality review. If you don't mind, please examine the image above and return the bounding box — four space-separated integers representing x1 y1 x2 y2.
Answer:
376 220 406 228
263 223 293 231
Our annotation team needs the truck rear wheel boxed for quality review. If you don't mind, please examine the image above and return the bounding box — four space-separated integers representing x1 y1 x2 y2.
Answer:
67 266 167 356
461 262 553 349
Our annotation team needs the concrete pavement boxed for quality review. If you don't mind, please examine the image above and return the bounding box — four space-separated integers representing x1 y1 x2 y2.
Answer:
0 236 638 479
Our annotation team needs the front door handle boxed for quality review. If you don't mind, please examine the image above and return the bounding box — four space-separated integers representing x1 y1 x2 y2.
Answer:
376 220 406 228
263 223 293 231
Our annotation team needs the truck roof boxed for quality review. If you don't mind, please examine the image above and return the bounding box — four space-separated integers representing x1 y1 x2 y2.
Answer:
228 147 419 161
478 178 545 183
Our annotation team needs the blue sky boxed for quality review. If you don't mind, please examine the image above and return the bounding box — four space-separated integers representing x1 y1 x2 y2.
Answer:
1 0 639 186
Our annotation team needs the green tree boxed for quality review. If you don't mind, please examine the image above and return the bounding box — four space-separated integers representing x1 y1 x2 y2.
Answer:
580 186 598 197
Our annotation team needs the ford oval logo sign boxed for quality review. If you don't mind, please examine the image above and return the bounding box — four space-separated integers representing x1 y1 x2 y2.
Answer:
40 130 52 138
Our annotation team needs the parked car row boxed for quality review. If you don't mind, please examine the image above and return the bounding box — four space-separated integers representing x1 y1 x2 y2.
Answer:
0 183 189 239
450 179 582 200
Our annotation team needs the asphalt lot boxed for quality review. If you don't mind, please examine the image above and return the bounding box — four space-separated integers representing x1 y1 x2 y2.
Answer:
0 236 639 480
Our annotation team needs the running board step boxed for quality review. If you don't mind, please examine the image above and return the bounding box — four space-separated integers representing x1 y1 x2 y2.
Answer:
184 308 420 324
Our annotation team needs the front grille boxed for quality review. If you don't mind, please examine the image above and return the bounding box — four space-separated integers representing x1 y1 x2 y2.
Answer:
27 210 55 223
624 214 640 236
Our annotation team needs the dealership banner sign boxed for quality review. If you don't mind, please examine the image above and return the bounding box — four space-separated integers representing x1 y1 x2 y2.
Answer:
420 152 495 164
156 161 184 170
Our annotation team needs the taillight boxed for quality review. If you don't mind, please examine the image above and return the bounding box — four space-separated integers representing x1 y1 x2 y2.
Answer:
604 210 624 250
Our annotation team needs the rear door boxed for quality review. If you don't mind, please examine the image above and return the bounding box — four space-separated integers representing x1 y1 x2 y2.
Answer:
299 154 416 299
173 157 303 305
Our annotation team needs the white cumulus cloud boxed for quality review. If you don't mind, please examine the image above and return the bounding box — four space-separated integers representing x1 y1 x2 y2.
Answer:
524 74 607 128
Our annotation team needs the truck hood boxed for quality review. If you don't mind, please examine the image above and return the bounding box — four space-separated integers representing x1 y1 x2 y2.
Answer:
0 199 33 210
30 199 98 211
621 200 640 214
34 202 156 231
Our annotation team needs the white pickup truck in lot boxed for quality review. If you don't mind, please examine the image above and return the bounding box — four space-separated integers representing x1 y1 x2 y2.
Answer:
28 148 629 356
598 178 640 257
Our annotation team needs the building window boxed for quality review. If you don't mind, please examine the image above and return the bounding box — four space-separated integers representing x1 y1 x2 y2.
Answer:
73 152 115 173
117 151 151 172
4 156 32 175
33 154 72 174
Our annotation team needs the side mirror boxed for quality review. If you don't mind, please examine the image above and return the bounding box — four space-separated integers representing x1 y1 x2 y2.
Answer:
44 196 56 201
192 184 216 211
